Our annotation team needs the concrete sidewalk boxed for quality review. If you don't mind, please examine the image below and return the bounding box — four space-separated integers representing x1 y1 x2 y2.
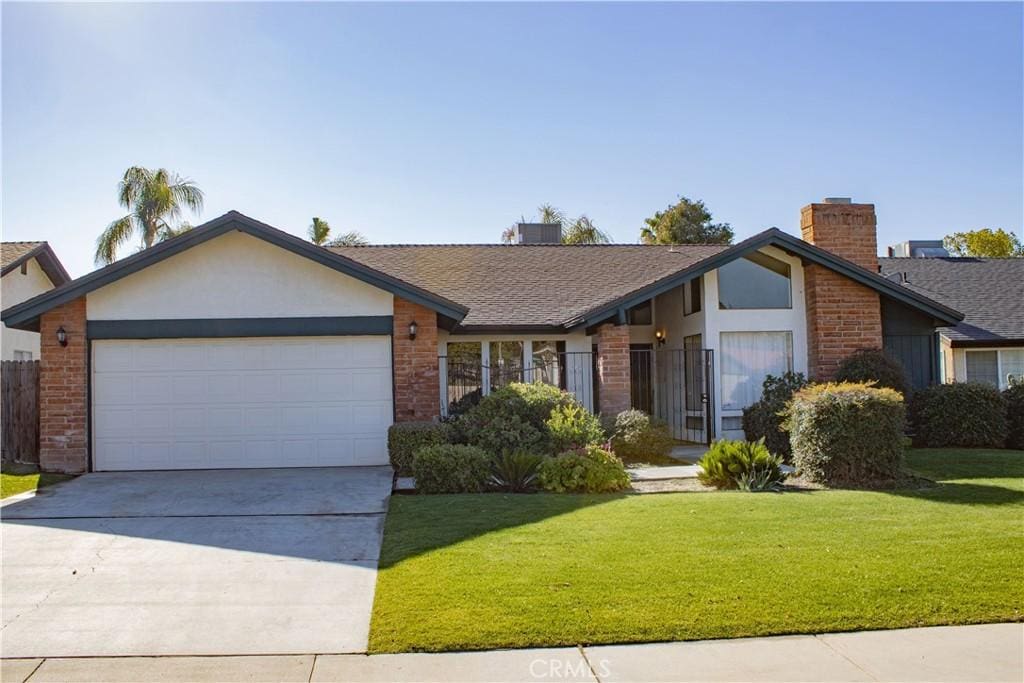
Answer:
3 623 1020 683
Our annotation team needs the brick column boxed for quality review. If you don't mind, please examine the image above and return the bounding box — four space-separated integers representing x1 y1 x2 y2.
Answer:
39 297 89 473
801 200 883 380
595 323 631 415
392 297 440 422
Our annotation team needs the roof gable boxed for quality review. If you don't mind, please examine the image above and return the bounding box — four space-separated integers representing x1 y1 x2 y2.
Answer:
1 212 467 331
1 242 71 287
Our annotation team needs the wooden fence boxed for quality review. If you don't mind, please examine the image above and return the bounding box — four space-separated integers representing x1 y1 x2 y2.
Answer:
2 360 40 463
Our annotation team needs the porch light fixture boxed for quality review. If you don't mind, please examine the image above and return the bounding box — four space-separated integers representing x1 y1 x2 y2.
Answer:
408 320 418 341
655 329 666 347
56 326 68 347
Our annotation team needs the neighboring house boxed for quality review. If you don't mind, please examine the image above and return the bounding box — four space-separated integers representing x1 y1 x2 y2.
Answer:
880 254 1024 390
0 242 71 361
1 199 963 474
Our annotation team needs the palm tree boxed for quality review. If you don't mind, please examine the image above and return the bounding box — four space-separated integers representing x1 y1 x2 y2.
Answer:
563 215 610 244
309 217 332 245
95 167 204 265
326 230 369 247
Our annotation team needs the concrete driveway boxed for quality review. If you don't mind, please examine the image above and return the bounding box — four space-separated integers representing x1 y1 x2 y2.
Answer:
1 467 392 657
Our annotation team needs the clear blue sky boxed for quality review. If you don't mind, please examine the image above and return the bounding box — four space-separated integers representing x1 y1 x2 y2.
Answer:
3 2 1021 277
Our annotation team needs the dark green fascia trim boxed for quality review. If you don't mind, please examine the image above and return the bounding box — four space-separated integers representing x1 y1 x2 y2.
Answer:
2 211 468 331
567 228 964 330
948 337 1024 349
87 316 394 340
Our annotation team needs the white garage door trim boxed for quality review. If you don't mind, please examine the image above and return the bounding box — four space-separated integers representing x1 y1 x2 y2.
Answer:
91 336 393 471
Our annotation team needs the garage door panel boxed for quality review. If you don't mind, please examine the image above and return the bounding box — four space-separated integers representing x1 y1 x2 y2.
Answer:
92 337 393 470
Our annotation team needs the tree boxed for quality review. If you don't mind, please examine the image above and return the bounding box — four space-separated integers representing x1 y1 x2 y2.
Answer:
309 217 332 245
943 228 1024 257
640 196 733 245
502 204 610 244
95 167 204 265
309 217 369 247
563 215 610 244
326 230 369 247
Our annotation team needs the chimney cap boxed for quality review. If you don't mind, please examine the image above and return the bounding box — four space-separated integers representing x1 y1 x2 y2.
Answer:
823 197 852 204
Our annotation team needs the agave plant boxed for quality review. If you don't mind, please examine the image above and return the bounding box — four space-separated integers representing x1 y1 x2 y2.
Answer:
490 452 543 493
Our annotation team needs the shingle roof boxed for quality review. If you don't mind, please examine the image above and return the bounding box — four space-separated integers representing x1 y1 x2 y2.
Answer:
331 244 730 329
1 241 45 270
879 257 1024 343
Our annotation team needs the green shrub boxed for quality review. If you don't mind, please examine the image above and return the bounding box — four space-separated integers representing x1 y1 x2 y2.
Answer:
697 439 785 490
834 348 910 397
1005 383 1024 450
607 409 674 463
411 444 491 494
489 452 544 493
547 402 605 452
911 383 1008 448
458 382 577 455
741 372 809 461
786 382 905 485
538 446 630 493
387 422 451 476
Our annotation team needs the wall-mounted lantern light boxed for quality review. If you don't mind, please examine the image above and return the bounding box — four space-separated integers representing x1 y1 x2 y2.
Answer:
56 326 68 347
655 329 666 347
409 320 418 341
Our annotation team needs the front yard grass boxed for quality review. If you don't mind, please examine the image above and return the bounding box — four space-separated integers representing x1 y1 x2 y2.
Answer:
369 448 1024 653
1 463 73 499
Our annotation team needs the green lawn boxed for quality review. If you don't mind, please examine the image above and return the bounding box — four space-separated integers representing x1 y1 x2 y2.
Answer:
1 464 73 499
369 449 1024 653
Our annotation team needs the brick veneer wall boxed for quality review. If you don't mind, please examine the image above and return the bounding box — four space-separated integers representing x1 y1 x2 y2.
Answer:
39 297 89 473
392 297 440 422
801 201 883 380
595 323 631 415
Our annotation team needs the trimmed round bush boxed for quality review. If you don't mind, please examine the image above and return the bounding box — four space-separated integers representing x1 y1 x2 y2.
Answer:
412 444 491 494
457 382 574 455
1005 383 1024 450
546 402 604 452
538 446 630 493
697 439 784 491
786 382 905 486
911 383 1008 448
607 409 674 463
834 348 910 398
741 372 808 461
387 421 451 476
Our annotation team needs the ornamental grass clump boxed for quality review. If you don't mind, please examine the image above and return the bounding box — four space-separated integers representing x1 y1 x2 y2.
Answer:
697 439 785 491
786 382 905 486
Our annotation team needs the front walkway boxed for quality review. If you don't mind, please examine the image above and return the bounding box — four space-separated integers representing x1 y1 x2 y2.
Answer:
3 623 1020 682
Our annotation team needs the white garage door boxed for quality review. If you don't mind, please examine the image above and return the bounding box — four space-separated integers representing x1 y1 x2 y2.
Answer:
92 337 393 471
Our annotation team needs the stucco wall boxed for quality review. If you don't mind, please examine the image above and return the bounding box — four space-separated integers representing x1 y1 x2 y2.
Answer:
86 231 393 320
1 257 57 360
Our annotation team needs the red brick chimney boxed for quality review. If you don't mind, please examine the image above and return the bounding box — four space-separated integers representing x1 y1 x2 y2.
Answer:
800 198 883 380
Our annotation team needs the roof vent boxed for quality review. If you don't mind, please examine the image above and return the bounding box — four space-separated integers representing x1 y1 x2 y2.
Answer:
822 197 852 204
886 240 950 258
514 223 562 244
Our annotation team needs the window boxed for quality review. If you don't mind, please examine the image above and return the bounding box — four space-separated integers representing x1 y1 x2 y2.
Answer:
718 253 792 309
531 340 564 386
489 341 524 389
12 350 32 361
627 301 653 325
966 349 1024 389
684 277 702 316
720 331 793 410
965 351 999 387
1001 350 1024 387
